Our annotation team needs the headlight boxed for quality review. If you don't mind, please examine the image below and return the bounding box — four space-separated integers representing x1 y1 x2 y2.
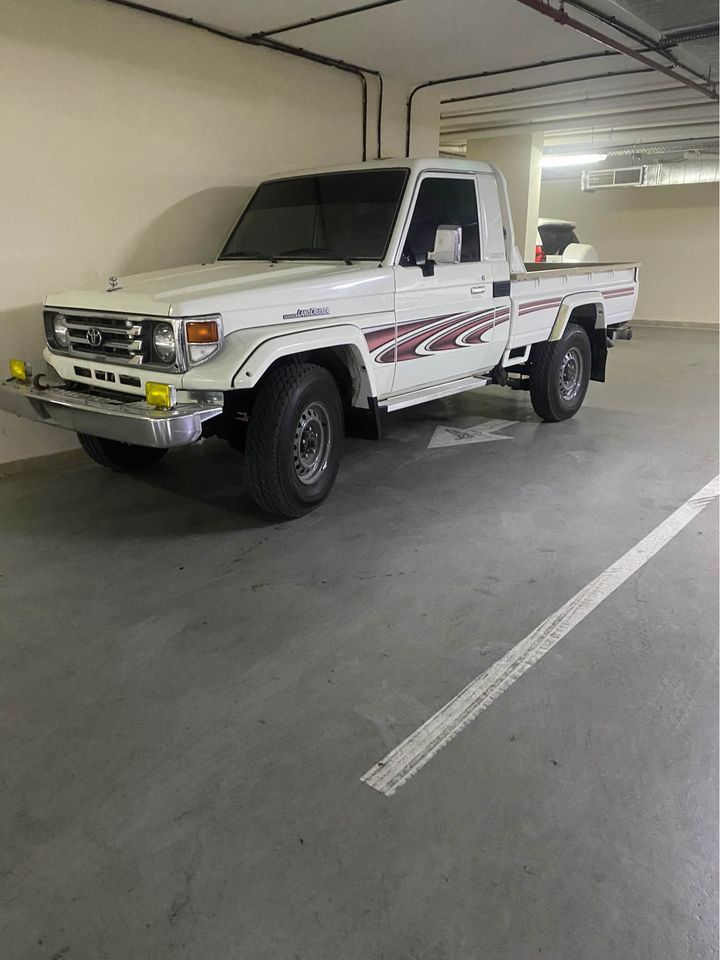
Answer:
152 322 176 363
53 314 69 347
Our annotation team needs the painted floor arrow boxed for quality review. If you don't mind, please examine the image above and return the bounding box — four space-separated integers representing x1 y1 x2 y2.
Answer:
428 417 518 448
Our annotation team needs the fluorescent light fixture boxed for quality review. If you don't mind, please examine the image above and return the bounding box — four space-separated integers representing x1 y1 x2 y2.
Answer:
541 153 608 168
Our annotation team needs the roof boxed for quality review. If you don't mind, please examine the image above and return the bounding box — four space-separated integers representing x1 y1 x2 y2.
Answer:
261 157 496 181
538 217 578 228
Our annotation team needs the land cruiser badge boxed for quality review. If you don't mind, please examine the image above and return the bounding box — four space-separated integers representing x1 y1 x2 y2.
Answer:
282 306 330 320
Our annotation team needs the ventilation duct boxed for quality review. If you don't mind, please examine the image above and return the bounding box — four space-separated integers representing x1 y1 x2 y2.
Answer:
582 166 644 189
582 159 719 190
644 159 720 186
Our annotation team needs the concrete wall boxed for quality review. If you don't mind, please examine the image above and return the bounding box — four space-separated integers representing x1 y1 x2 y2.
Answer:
466 132 543 262
0 0 438 464
540 177 719 326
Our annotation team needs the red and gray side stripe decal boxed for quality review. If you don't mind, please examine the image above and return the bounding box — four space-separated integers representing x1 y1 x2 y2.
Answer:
601 286 635 300
364 309 509 364
517 285 635 317
363 283 633 364
518 298 562 315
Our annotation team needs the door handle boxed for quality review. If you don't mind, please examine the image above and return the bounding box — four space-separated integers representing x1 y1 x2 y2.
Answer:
470 284 486 296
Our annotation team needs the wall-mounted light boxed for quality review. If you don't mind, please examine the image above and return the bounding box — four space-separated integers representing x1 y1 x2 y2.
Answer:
541 153 608 168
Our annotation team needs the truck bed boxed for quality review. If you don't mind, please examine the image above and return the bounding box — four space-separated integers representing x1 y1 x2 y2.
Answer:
506 261 640 350
512 261 641 280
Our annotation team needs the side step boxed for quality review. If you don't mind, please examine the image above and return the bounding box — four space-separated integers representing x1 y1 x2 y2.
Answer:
382 375 490 413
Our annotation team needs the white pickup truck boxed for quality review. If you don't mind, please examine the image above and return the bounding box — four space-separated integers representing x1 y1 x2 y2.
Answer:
1 158 637 517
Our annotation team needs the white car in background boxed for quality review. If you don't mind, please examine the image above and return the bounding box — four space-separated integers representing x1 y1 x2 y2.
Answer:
536 218 598 263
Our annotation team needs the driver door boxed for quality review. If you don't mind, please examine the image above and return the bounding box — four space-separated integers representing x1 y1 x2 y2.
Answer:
391 173 498 394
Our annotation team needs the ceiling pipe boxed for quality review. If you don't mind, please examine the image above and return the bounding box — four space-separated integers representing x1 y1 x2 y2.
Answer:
248 32 382 158
441 84 686 121
246 0 406 158
404 48 628 155
442 100 715 137
561 0 714 83
514 0 718 101
375 74 384 160
247 0 407 38
660 24 719 47
603 137 719 157
105 0 383 160
441 67 653 108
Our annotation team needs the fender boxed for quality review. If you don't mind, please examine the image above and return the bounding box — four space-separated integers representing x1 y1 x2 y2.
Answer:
229 322 379 402
548 291 608 382
548 291 606 341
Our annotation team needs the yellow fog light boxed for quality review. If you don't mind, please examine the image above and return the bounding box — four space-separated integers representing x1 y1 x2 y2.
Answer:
9 359 29 382
145 381 175 409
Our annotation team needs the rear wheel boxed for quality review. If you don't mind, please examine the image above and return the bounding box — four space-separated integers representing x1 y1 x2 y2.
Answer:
77 433 168 471
245 362 343 519
529 323 591 422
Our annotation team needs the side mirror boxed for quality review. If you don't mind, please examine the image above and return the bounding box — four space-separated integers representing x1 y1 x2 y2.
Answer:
432 225 462 264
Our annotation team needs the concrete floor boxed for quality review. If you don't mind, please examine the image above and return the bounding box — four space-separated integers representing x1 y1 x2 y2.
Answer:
1 326 717 960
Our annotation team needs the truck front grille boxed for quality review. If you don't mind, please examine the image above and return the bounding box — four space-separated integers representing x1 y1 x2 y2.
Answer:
67 313 149 365
44 310 154 367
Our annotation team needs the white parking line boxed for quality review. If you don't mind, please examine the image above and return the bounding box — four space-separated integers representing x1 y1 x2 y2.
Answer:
361 474 719 797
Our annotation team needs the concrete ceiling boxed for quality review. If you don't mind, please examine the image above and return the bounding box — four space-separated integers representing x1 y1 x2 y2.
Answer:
141 0 606 76
119 0 719 155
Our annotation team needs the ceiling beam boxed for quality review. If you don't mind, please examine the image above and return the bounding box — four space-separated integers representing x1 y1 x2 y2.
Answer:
441 84 686 121
440 68 653 107
404 49 629 154
442 101 715 137
443 104 718 138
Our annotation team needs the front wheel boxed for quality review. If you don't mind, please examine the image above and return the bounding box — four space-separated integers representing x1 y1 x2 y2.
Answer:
245 362 343 519
77 433 168 471
529 323 591 422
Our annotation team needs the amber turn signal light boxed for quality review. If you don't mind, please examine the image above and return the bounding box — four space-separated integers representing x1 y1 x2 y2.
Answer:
186 320 219 343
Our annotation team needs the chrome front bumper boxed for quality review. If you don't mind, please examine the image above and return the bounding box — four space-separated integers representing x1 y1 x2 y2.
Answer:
0 379 223 448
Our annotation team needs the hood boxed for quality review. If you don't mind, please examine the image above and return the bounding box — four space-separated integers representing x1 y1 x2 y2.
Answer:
45 260 392 328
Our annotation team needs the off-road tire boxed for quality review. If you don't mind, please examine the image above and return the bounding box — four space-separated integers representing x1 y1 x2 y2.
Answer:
77 433 168 471
245 362 343 519
529 322 591 422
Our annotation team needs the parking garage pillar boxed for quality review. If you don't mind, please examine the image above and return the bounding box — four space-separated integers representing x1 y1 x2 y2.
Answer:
466 132 543 262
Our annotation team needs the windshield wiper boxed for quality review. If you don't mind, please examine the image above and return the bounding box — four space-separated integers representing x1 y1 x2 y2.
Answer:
276 247 354 265
221 251 278 263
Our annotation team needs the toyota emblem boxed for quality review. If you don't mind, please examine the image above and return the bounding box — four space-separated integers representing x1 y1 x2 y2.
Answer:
87 327 103 348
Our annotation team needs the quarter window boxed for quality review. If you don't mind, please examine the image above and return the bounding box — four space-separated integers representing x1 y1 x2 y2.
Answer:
401 177 480 266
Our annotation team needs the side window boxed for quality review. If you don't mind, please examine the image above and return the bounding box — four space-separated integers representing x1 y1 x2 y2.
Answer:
401 177 480 266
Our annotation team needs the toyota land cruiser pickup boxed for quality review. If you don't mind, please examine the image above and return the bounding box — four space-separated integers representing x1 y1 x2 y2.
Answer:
1 158 637 518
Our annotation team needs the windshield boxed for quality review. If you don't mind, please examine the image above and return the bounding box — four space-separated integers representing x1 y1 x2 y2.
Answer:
219 169 409 262
538 223 579 255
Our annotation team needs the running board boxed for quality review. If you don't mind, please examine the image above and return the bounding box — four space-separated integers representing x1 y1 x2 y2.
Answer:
382 375 490 413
